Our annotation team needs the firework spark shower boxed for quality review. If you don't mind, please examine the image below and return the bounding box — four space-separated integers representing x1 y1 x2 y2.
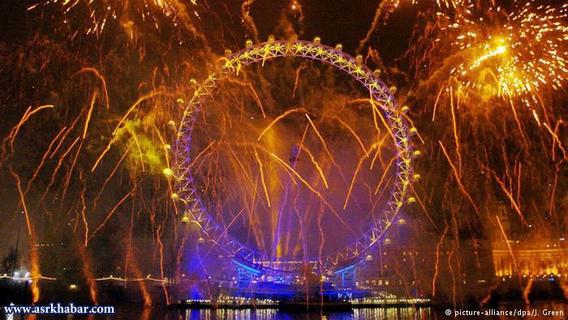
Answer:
0 0 566 319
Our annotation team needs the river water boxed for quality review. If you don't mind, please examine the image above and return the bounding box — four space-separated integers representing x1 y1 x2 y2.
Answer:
6 302 568 319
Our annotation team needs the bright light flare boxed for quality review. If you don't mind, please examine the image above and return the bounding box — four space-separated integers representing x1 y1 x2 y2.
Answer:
449 1 568 110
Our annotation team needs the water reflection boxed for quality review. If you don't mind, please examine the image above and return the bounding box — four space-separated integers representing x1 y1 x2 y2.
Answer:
178 307 430 320
14 303 568 320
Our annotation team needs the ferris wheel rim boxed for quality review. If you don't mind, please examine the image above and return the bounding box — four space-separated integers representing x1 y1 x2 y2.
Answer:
174 39 413 273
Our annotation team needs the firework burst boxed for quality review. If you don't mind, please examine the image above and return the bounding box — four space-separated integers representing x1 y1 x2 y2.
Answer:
2 0 567 307
445 1 568 115
29 0 202 39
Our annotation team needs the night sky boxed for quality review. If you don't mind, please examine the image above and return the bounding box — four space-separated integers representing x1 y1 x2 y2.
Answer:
0 0 566 306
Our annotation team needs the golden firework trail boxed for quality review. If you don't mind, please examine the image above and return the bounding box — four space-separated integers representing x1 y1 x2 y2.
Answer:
444 1 568 119
2 0 566 306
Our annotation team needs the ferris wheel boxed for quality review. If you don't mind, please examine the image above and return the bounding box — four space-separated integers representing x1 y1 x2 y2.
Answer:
173 38 416 274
